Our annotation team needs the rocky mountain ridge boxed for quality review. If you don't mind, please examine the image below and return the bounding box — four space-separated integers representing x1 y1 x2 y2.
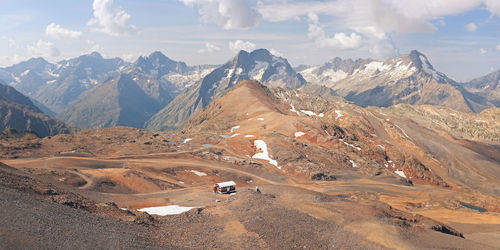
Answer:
0 82 72 137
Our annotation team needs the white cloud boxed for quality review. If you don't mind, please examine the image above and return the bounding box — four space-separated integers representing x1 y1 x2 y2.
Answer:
122 54 138 62
198 42 221 53
88 0 136 35
181 0 261 30
27 40 60 57
307 13 362 50
45 23 83 40
485 0 500 17
496 44 500 51
270 48 283 57
86 40 102 54
229 40 256 53
465 22 478 32
479 48 487 54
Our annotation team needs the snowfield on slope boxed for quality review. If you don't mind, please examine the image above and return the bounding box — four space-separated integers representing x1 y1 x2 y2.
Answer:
395 169 407 178
252 140 280 169
137 205 198 216
186 170 207 177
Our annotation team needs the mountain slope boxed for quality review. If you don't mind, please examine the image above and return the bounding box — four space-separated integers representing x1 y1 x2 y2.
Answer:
58 74 160 129
33 52 126 113
300 50 493 112
464 69 500 107
145 49 306 130
181 80 500 195
0 83 71 137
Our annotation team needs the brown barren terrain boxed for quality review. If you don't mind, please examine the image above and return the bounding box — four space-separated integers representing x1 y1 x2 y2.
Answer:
1 81 499 249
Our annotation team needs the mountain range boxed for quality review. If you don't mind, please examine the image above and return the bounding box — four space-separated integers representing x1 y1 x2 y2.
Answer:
299 50 493 112
0 49 498 133
145 49 306 130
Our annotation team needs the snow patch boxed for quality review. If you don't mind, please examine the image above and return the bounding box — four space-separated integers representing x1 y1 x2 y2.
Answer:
183 138 192 143
231 133 240 137
419 55 442 80
395 169 406 178
20 69 30 77
137 205 198 216
230 125 240 132
349 160 358 168
300 110 324 117
377 145 385 150
339 139 361 151
394 125 411 140
335 110 343 119
257 118 264 121
324 129 331 137
289 104 300 115
249 61 269 81
186 170 207 177
244 135 255 138
252 140 280 169
359 61 391 75
294 131 306 137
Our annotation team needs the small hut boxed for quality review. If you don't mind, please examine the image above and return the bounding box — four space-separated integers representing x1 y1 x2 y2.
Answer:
214 181 236 194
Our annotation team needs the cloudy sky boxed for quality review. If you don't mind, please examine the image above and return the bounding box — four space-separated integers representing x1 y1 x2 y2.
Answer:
1 0 500 81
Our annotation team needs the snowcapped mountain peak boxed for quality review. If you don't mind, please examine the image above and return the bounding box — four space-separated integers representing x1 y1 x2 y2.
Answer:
227 48 304 88
405 50 448 81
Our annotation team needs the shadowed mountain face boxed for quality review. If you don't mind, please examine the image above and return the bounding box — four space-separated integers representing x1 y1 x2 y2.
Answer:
464 69 500 107
0 83 71 137
122 51 215 107
1 51 214 119
58 74 160 129
145 49 306 131
300 50 495 112
56 52 215 129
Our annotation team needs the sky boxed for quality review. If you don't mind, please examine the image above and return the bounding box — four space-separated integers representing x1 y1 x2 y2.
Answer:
1 0 500 81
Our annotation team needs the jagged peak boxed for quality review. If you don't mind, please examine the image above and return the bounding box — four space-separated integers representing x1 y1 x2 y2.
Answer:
233 48 276 61
148 51 168 60
407 50 433 70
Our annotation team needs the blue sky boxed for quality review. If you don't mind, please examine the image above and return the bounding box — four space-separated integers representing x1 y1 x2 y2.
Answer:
1 0 500 81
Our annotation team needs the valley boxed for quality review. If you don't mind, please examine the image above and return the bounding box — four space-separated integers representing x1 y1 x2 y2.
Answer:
3 1 500 248
1 80 499 249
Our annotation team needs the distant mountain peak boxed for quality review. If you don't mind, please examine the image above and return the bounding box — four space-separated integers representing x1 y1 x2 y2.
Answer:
148 51 170 62
88 51 103 59
408 50 432 70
